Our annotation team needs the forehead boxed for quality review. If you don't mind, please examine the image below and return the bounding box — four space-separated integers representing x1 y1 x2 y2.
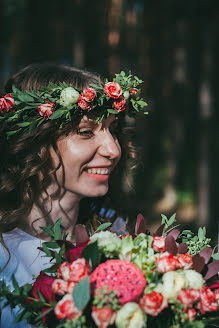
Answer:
79 114 117 126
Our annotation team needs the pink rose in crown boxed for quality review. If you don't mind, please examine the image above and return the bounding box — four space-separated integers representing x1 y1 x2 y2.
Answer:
177 253 193 270
197 286 218 314
0 93 15 112
90 259 146 305
54 294 81 320
38 102 54 119
65 240 89 263
32 271 56 302
78 95 92 111
186 308 196 320
92 306 116 328
139 291 168 316
104 82 122 99
178 288 200 308
152 236 166 252
81 87 96 102
113 98 126 112
155 253 179 273
130 88 137 96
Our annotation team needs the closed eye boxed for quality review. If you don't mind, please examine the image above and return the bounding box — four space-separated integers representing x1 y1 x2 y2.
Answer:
77 129 94 137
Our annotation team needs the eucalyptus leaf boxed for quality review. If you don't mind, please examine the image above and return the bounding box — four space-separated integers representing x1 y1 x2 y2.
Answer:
49 109 64 120
107 109 119 114
53 217 62 240
17 122 31 127
73 276 90 311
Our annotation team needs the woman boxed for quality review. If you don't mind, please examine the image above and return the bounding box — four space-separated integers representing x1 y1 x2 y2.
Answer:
0 63 146 327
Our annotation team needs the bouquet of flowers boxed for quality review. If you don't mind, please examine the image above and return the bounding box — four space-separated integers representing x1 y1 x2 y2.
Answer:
1 214 219 328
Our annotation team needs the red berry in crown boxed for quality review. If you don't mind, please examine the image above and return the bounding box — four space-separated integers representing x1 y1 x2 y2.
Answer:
90 259 146 305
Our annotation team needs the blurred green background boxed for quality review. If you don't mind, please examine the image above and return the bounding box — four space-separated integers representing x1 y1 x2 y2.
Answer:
1 0 219 241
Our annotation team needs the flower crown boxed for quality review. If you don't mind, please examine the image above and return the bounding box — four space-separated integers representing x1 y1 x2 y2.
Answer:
0 71 148 138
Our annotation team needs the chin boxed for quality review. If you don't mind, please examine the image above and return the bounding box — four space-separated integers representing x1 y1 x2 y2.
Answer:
82 186 109 198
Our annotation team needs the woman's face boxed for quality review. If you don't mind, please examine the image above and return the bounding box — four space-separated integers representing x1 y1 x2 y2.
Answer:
52 115 121 198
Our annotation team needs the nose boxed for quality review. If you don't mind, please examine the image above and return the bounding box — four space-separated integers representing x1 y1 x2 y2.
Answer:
97 130 121 160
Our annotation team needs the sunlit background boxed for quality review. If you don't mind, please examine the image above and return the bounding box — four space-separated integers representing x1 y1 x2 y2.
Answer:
1 0 219 242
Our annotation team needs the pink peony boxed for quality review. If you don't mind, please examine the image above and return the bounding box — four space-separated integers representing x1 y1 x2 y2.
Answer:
38 102 54 119
113 98 126 112
104 82 122 99
152 236 166 252
139 291 168 316
54 294 81 320
0 93 14 112
197 286 218 314
92 306 116 328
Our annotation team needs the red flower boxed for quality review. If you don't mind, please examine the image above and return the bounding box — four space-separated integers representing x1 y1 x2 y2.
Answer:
81 87 96 102
130 88 137 96
54 294 81 320
104 82 122 99
0 93 15 112
32 271 56 303
186 308 196 320
58 258 89 283
197 286 218 314
177 253 193 270
155 253 179 273
178 288 200 308
139 291 168 316
65 240 89 263
91 306 116 328
113 98 126 112
78 95 92 111
38 102 54 119
152 236 166 252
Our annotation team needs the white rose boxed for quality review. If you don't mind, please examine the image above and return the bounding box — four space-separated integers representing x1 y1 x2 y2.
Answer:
115 302 146 328
90 231 121 257
60 87 80 106
162 271 186 300
182 270 204 289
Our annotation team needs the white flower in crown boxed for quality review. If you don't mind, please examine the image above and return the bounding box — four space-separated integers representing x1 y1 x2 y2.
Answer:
60 87 80 106
115 302 146 328
162 271 186 300
182 269 204 290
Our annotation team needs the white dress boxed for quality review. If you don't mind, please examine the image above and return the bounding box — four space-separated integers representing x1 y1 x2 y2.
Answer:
0 228 51 328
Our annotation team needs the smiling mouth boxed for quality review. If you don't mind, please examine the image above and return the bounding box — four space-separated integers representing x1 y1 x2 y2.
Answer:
84 167 110 181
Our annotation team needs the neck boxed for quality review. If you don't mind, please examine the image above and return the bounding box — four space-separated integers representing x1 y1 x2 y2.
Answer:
18 185 82 241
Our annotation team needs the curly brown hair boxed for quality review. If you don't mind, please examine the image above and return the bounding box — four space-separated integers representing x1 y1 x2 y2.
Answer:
0 63 138 237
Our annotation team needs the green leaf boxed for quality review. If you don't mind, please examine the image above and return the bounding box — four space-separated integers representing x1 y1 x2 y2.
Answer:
49 109 64 120
73 276 90 311
12 275 19 292
212 253 219 260
17 94 34 102
43 241 60 249
7 130 18 136
96 222 112 232
107 109 119 114
198 227 204 242
137 100 147 107
17 122 31 127
53 217 62 240
81 241 100 269
42 243 52 257
168 213 176 226
161 214 167 224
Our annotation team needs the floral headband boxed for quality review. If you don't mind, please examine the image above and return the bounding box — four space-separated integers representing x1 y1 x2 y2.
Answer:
0 71 148 138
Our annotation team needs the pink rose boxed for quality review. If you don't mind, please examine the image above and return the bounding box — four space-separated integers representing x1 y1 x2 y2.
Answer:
197 286 218 314
32 271 56 303
38 102 54 119
78 95 92 111
178 288 200 308
69 258 89 283
186 308 196 320
155 253 179 273
177 253 193 270
91 306 116 328
130 88 137 96
54 294 81 320
113 98 126 112
139 291 168 316
0 93 15 112
57 262 70 281
104 82 122 99
81 87 96 102
52 279 68 296
67 282 75 294
65 240 89 263
152 236 166 252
